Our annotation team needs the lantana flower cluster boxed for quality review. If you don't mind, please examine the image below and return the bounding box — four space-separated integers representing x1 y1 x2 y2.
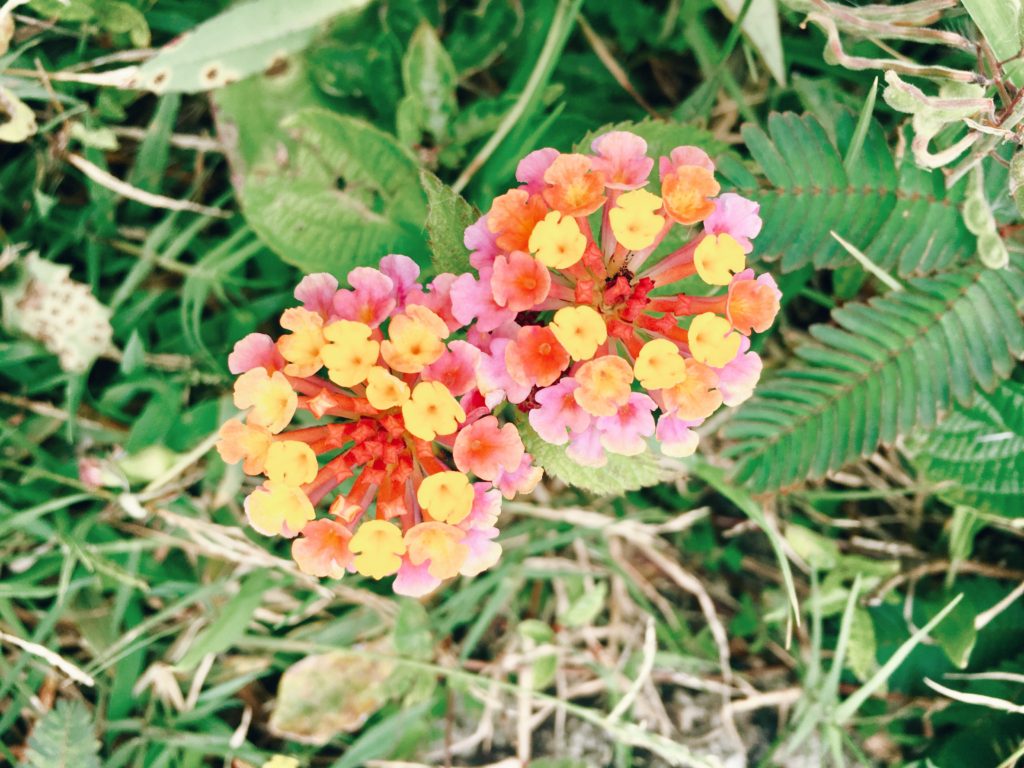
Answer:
450 131 780 466
217 255 541 596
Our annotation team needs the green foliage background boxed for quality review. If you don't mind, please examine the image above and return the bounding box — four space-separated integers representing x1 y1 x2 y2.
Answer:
0 0 1022 766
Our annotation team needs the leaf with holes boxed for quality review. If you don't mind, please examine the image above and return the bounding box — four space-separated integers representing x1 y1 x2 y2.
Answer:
239 109 428 273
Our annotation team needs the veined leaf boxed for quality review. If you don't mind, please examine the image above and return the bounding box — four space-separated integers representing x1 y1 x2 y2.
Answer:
725 112 976 274
19 700 101 768
723 264 1024 491
520 422 665 495
911 380 1024 516
239 108 428 273
420 169 478 276
135 0 372 93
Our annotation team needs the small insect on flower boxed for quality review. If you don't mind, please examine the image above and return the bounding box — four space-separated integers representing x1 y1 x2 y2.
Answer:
457 131 781 466
217 256 541 597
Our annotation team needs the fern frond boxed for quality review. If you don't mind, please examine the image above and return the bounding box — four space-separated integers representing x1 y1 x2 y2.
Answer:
722 265 1024 491
911 379 1024 516
720 112 976 275
20 700 101 768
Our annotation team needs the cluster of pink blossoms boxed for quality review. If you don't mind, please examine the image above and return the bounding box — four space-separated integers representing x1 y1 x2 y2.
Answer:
218 131 780 595
217 256 541 597
450 131 780 466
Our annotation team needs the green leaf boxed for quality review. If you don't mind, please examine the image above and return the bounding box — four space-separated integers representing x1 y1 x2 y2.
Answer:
134 0 373 93
176 571 274 670
420 169 477 275
724 264 1024 491
929 591 977 669
19 700 101 768
847 606 877 683
962 0 1024 87
399 22 458 143
574 118 730 161
559 581 607 627
239 108 428 273
711 0 785 85
727 112 977 274
910 380 1024 516
520 422 665 495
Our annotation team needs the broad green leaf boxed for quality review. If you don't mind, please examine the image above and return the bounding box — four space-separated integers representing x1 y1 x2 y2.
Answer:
847 606 877 683
240 108 428 273
712 0 785 84
176 571 275 670
398 22 458 143
134 0 372 93
269 645 394 744
19 701 101 768
559 581 607 627
420 169 477 275
930 592 977 669
961 0 1024 87
520 422 665 495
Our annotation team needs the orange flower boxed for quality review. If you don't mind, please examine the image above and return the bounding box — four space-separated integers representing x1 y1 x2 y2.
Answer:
292 518 353 578
661 166 720 225
661 359 722 420
404 522 469 580
573 355 634 416
505 325 570 387
491 251 551 312
216 418 272 475
542 153 606 216
488 189 550 252
727 271 782 335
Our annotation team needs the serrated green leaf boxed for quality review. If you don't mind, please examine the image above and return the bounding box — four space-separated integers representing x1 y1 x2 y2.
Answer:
239 108 428 272
19 701 101 768
420 169 477 275
520 422 664 495
135 0 372 93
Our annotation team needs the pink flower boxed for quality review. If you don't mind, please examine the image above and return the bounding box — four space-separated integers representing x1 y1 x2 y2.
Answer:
450 272 517 333
380 254 426 310
393 557 442 597
596 392 656 455
465 215 501 271
459 526 502 576
453 415 525 481
655 414 701 457
566 425 607 468
477 337 532 406
659 145 715 178
294 273 339 316
492 454 543 499
590 131 653 190
423 272 462 332
704 193 763 253
528 378 591 445
423 340 481 397
515 147 559 194
461 482 502 529
714 336 763 406
491 251 551 312
332 267 395 327
228 332 284 374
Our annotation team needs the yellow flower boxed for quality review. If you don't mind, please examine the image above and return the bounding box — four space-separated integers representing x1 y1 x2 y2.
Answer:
245 482 315 537
320 320 380 387
380 305 449 373
633 338 686 390
609 189 665 251
277 308 327 377
573 355 634 416
528 210 586 269
549 305 607 361
417 471 474 524
350 519 405 579
404 522 469 580
365 366 410 410
264 440 319 486
233 368 297 434
401 381 466 441
262 757 300 768
694 233 745 286
688 313 742 367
